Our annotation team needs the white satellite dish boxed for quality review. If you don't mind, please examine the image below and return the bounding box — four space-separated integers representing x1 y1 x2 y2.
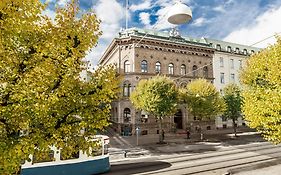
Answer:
167 1 192 25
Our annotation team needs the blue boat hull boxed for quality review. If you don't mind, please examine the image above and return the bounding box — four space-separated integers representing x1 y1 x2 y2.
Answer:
21 157 110 175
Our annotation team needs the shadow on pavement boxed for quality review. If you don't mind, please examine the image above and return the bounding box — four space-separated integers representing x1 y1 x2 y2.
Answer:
228 158 281 174
102 161 171 175
219 133 266 146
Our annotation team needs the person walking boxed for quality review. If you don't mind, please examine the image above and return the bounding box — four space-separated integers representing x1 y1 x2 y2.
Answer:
186 129 190 139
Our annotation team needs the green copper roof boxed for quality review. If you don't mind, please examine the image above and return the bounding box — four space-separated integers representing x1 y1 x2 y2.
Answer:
118 28 261 54
118 28 211 48
205 38 260 54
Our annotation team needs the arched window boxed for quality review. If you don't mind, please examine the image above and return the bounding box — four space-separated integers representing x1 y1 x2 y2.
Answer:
124 60 130 73
180 82 187 88
123 108 131 123
141 60 148 73
180 64 186 75
168 63 174 74
155 62 161 73
203 66 208 78
192 65 198 77
123 81 131 97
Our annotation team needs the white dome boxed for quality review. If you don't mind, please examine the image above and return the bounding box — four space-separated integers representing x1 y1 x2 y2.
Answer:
167 2 192 25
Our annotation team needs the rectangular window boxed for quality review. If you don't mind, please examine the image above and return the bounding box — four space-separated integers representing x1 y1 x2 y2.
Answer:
141 115 148 123
230 73 235 82
239 60 242 68
220 73 225 84
124 61 130 73
220 57 224 67
230 59 234 69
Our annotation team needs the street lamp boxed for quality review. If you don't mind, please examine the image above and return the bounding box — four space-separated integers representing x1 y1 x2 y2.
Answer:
167 1 193 37
167 1 193 25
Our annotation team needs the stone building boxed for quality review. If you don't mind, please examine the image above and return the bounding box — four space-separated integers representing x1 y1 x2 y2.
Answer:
99 28 217 136
205 39 260 128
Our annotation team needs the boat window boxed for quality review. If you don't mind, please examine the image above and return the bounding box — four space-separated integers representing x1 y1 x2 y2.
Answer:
60 148 79 160
33 150 55 164
91 144 103 156
104 144 109 155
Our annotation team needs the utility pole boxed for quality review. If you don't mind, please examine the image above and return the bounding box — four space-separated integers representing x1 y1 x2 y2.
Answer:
125 0 129 29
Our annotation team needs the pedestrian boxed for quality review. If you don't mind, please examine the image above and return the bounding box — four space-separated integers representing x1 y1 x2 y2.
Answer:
186 129 190 139
162 130 165 140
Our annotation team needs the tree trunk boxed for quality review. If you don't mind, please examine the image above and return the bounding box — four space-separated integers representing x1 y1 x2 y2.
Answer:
200 124 204 141
159 117 164 143
198 116 204 141
232 118 237 137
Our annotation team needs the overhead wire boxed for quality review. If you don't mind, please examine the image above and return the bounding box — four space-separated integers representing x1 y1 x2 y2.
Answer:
111 1 281 82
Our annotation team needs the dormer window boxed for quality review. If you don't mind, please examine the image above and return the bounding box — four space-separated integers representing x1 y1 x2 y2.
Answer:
227 46 232 52
235 48 239 53
243 49 248 55
216 44 221 51
251 50 255 54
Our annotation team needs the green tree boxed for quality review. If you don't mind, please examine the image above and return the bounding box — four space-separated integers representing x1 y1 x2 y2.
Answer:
181 79 225 140
222 84 242 137
240 38 281 144
0 1 120 174
130 76 178 143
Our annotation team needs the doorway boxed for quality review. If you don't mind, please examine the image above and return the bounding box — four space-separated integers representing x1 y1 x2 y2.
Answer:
174 110 183 129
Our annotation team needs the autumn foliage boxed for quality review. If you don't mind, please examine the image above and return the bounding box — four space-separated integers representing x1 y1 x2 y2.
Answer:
0 0 120 173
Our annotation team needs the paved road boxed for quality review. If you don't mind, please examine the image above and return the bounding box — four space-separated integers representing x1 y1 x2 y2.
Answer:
104 142 281 175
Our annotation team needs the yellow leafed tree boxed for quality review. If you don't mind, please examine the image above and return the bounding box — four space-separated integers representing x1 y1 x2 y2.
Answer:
0 0 120 174
241 37 281 144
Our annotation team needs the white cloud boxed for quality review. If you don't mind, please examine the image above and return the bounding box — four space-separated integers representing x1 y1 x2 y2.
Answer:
95 0 124 25
58 0 70 6
130 0 152 12
213 5 225 13
88 0 125 65
191 17 207 27
139 12 151 28
154 5 175 30
42 8 56 21
85 43 107 67
224 6 281 48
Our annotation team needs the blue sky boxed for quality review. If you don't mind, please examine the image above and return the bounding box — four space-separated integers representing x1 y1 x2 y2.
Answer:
45 0 281 67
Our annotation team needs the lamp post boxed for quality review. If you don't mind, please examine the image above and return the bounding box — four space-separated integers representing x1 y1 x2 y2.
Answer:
135 111 141 146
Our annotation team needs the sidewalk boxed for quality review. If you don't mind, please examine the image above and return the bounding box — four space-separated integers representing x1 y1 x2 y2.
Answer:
108 127 262 160
109 127 259 148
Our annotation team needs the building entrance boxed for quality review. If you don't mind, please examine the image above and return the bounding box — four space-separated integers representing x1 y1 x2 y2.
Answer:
174 110 183 129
